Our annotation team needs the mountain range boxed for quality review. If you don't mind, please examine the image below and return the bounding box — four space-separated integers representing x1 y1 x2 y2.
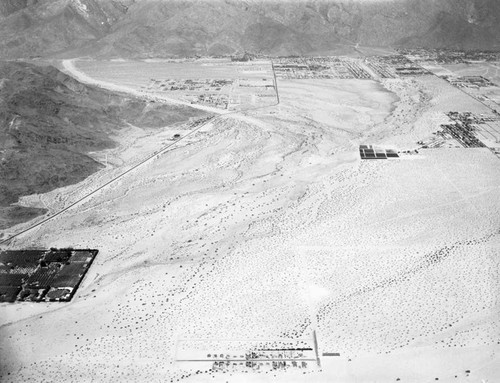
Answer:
1 0 499 228
0 0 499 59
0 61 206 229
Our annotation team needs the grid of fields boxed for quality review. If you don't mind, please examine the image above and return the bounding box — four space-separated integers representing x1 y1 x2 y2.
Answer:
0 249 98 302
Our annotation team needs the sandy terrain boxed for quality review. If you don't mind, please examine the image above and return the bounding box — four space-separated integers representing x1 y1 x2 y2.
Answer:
0 61 499 383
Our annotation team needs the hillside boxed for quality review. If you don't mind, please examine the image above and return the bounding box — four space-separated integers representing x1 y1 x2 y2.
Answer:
0 61 206 229
0 0 499 59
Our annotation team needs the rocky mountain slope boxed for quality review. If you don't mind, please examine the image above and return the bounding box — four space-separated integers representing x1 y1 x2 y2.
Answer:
0 61 206 229
0 0 499 59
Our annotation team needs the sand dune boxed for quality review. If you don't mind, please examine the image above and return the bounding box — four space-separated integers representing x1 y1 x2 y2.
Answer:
1 62 499 383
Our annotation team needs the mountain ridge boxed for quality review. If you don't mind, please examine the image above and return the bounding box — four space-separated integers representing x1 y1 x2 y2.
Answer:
0 0 499 59
0 60 206 229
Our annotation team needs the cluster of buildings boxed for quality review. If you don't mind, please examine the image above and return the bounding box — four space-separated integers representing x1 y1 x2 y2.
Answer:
150 78 233 92
147 79 234 109
209 349 314 373
272 55 430 80
364 55 429 78
439 120 486 148
193 93 229 109
273 57 371 79
417 112 500 157
442 75 495 89
145 77 275 109
398 49 500 64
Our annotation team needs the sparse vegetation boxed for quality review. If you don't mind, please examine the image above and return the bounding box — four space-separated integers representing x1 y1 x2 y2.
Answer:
0 8 499 381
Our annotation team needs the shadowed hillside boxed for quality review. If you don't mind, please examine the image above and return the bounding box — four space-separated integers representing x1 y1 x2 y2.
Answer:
0 0 499 59
0 61 206 229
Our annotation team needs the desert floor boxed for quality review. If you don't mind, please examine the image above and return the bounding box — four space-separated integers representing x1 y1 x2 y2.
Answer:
0 60 499 383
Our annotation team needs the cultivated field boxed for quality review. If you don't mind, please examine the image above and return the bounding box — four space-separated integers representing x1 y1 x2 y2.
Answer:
0 59 499 383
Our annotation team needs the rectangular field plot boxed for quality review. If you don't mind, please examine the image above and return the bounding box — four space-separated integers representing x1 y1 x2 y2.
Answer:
359 145 400 160
0 249 46 268
0 249 98 302
176 338 319 373
0 286 22 302
26 263 60 288
43 249 72 263
51 263 88 287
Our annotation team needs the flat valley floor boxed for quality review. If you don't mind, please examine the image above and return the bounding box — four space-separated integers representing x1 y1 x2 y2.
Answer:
0 59 499 382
